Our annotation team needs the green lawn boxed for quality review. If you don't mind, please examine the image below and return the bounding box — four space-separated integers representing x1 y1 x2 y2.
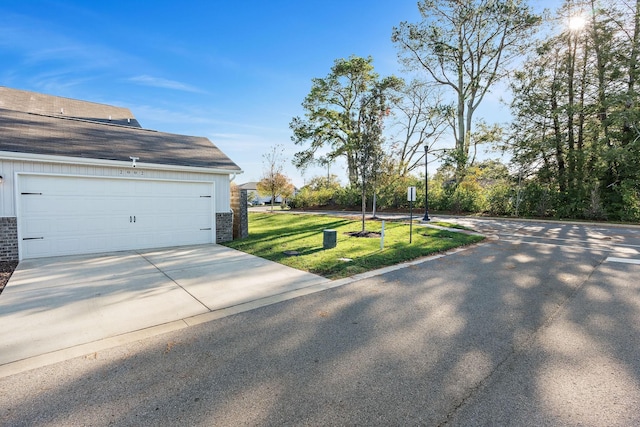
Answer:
222 212 484 279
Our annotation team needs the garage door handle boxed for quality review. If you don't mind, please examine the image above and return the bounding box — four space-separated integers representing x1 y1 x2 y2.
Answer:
129 216 137 223
134 216 136 223
130 216 132 223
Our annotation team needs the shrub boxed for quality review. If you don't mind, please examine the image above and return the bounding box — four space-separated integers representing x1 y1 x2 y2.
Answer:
449 180 486 213
485 182 514 216
615 180 640 222
427 179 448 212
518 182 557 217
335 186 361 208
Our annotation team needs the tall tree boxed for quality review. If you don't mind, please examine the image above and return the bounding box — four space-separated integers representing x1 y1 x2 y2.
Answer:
257 145 294 212
506 0 640 220
353 88 388 232
290 55 402 186
388 80 449 177
392 0 541 181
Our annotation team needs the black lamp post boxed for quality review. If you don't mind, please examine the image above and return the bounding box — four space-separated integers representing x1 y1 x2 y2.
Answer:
422 144 430 222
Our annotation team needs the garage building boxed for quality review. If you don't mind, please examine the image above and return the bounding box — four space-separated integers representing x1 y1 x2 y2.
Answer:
0 87 243 261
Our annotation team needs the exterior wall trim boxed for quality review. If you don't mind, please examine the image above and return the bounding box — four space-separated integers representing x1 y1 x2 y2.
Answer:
0 150 243 176
14 170 220 185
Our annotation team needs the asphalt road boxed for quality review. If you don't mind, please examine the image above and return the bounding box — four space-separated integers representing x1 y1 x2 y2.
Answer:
2 218 640 426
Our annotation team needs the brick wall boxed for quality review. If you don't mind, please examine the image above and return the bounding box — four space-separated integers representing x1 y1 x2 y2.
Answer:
0 217 18 261
231 186 248 239
216 212 233 243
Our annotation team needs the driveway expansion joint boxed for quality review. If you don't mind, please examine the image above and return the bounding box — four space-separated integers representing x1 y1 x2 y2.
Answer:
136 251 212 312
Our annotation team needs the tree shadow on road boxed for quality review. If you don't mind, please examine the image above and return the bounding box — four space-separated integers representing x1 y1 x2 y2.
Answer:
2 224 640 425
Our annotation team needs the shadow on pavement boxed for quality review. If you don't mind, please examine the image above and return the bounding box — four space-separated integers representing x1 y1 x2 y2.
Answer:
3 232 638 425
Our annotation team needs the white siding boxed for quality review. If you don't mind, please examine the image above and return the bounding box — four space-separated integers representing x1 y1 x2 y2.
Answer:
0 159 232 217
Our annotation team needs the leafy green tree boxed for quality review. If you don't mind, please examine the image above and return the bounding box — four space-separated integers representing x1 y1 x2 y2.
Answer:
505 0 640 221
306 174 342 192
473 159 510 183
392 0 541 181
354 88 388 232
279 180 295 208
291 174 342 208
290 55 403 186
257 173 294 212
591 0 640 217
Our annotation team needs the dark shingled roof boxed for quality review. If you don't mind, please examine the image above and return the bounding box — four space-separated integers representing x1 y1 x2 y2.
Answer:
0 86 141 127
0 88 242 171
238 182 259 191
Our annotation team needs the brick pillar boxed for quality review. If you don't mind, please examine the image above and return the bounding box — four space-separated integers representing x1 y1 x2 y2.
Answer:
231 185 248 239
216 212 233 243
0 217 19 261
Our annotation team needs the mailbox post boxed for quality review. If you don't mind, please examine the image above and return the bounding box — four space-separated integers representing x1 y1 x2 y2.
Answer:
407 186 416 243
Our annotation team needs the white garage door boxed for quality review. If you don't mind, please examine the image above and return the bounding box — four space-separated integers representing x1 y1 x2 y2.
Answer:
17 174 215 259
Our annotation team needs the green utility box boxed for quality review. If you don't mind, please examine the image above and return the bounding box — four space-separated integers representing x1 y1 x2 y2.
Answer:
323 229 337 249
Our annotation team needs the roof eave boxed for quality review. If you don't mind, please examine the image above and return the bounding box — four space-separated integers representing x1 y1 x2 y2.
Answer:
0 151 244 175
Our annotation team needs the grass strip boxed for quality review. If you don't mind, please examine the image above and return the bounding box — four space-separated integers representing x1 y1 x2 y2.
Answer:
223 213 485 279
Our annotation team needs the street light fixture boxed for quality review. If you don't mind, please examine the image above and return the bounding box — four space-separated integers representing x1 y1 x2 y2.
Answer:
422 145 430 222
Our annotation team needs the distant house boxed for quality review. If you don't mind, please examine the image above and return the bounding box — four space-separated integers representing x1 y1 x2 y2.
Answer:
238 181 269 205
238 181 298 205
0 86 242 261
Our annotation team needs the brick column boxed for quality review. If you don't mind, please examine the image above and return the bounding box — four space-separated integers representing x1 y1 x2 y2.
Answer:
216 212 233 243
0 217 19 261
231 186 248 239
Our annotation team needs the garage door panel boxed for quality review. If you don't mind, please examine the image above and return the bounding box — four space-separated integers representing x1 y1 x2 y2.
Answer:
18 175 215 259
21 239 51 259
25 196 87 216
133 228 211 248
149 215 179 229
134 215 211 235
46 200 79 216
21 217 49 236
53 237 93 255
20 196 53 214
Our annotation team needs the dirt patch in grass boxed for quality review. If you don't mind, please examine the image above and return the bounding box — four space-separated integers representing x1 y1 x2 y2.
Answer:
0 261 19 295
345 231 382 238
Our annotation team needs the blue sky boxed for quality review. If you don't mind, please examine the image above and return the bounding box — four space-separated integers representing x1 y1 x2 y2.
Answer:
1 0 558 186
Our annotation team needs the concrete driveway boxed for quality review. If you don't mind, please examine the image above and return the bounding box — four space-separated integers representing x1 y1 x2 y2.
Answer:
0 244 329 372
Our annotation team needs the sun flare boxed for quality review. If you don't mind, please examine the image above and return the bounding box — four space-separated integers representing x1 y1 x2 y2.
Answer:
568 15 587 31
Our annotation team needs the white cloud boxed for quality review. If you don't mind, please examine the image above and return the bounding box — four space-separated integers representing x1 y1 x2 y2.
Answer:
128 75 204 93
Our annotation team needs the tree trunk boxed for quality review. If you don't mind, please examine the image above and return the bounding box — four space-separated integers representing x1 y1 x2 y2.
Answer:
622 0 640 146
551 78 566 193
575 33 588 196
591 0 612 148
566 33 577 196
455 41 466 183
